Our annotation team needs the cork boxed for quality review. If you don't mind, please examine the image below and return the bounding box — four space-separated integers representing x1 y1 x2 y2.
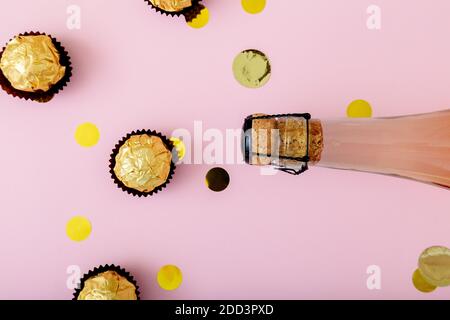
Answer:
249 115 323 166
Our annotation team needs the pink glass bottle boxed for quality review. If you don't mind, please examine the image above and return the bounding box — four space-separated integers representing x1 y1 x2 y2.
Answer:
243 110 450 188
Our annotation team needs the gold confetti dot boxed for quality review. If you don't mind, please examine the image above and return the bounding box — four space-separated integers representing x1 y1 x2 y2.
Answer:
241 0 266 14
157 265 183 291
233 49 271 89
170 137 186 162
418 246 450 287
205 167 230 192
187 7 209 29
66 216 92 242
412 269 437 293
346 100 373 118
75 123 100 147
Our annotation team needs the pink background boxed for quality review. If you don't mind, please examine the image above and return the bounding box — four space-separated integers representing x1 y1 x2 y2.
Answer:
0 0 449 299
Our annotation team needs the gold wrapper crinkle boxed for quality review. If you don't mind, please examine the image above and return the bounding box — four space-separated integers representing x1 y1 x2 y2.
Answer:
78 271 138 300
150 0 192 12
0 35 66 92
113 134 172 193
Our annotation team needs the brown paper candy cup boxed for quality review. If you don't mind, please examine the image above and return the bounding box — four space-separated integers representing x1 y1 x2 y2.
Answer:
183 3 206 23
73 264 141 300
109 129 176 197
0 31 72 103
144 0 203 22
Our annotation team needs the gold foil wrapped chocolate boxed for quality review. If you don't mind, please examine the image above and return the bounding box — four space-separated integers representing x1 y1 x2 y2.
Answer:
149 0 192 12
0 35 66 92
144 0 204 23
113 134 172 193
78 271 138 300
418 246 450 287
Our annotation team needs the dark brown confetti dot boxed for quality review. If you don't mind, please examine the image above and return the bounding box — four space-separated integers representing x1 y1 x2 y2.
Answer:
205 167 230 192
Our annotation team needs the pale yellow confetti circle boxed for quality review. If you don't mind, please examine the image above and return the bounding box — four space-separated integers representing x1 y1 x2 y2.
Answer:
75 122 100 147
66 216 92 242
157 265 183 291
233 49 271 88
418 246 450 287
412 269 437 293
346 100 373 118
187 7 209 29
170 137 186 162
242 0 266 14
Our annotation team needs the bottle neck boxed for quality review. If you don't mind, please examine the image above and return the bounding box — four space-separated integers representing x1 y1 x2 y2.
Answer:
316 110 450 188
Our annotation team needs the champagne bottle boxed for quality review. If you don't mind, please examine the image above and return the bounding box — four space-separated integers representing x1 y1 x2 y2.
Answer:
242 110 450 188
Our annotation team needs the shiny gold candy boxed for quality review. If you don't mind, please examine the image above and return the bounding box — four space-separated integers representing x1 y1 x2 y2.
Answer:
418 246 450 287
205 167 230 192
412 269 436 293
114 134 172 193
0 35 65 92
233 49 271 88
150 0 192 12
78 271 137 300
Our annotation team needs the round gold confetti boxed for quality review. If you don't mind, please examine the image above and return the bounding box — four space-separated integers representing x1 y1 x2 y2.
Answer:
346 100 373 118
412 268 437 293
75 123 100 147
170 137 186 162
205 167 230 192
232 49 271 89
418 246 450 287
157 265 183 291
66 216 92 242
187 7 209 29
241 0 266 14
